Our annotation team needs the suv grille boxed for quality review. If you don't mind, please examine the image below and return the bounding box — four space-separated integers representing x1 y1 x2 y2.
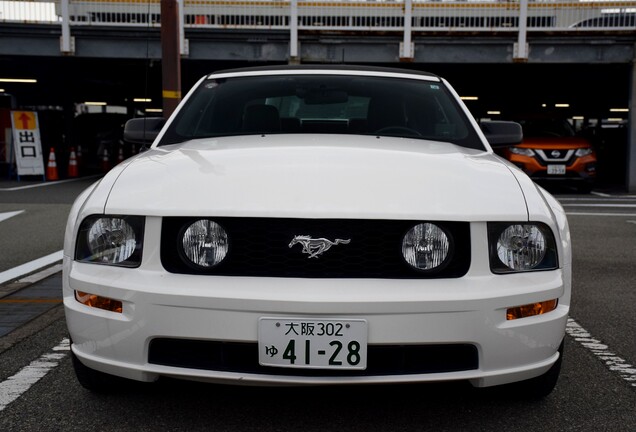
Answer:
161 217 470 278
534 149 576 166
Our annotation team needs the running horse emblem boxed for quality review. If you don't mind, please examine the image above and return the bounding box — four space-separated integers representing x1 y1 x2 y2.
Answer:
288 235 351 259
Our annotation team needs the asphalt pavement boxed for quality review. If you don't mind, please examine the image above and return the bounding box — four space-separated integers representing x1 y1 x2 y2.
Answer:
0 271 62 338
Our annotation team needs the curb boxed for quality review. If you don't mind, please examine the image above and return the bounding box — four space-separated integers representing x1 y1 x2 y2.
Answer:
0 263 63 300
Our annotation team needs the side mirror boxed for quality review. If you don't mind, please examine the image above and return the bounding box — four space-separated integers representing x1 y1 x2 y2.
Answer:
123 117 166 145
480 121 523 147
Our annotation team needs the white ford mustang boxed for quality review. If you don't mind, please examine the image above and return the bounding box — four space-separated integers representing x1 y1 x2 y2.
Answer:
63 65 571 398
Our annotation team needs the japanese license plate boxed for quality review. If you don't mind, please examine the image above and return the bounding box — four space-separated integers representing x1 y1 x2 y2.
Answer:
258 317 368 370
547 164 566 175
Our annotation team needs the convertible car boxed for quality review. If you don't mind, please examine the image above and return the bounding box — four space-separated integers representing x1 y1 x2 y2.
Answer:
63 65 571 399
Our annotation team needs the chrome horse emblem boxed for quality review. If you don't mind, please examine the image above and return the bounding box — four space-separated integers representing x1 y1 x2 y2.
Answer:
288 235 351 259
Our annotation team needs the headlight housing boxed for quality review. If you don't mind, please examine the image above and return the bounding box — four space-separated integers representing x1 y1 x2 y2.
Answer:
488 222 558 273
574 147 593 157
179 219 229 268
509 147 535 157
75 215 144 267
401 222 452 272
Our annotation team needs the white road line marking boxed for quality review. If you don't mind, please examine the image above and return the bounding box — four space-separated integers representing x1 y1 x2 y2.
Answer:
0 250 64 285
559 195 636 200
0 338 70 412
591 191 612 197
0 176 100 191
559 198 636 202
627 220 636 225
16 264 63 284
566 318 636 387
566 212 636 217
0 210 24 223
562 204 636 208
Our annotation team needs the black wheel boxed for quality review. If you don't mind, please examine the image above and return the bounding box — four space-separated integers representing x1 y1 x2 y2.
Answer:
496 340 564 400
71 350 132 393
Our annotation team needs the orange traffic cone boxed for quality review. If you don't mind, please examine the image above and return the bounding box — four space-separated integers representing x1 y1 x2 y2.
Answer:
117 147 124 164
46 147 59 181
100 149 110 173
68 147 78 178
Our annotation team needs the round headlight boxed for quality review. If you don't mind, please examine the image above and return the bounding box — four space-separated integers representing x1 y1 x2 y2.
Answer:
402 223 450 271
181 219 228 268
87 217 137 264
496 224 546 271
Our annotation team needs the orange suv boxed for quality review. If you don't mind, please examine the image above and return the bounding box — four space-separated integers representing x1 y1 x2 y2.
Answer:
497 117 597 193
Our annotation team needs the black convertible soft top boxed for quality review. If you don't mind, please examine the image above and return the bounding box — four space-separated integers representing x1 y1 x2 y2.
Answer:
207 64 440 80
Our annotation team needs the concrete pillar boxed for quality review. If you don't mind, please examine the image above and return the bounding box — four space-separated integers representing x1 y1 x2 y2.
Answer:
161 0 182 118
289 0 299 63
629 51 636 193
400 0 413 61
513 0 529 62
60 0 74 54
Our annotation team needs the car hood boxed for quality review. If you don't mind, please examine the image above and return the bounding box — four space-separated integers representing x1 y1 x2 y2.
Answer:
98 135 529 221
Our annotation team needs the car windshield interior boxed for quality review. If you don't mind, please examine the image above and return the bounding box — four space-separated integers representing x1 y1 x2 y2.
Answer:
159 74 484 150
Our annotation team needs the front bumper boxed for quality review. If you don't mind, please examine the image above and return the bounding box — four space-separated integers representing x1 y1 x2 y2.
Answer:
64 257 569 388
508 153 597 183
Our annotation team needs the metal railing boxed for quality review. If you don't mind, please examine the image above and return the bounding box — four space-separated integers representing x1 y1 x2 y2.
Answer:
1 0 635 58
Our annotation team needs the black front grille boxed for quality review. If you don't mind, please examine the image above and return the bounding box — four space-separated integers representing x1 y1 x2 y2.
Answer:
148 338 478 376
535 149 576 167
161 217 470 278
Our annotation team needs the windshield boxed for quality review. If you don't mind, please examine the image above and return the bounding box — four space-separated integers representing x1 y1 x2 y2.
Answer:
517 118 576 138
159 74 484 150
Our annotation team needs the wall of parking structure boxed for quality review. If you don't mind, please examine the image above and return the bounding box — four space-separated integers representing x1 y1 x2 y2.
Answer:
630 61 636 193
1 0 635 58
2 0 636 191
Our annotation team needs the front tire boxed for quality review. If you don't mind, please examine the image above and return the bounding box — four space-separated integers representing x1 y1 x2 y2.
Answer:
71 350 133 393
497 340 564 400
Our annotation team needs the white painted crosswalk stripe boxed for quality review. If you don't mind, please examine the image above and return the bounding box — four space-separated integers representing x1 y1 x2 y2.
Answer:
0 338 70 412
566 319 636 387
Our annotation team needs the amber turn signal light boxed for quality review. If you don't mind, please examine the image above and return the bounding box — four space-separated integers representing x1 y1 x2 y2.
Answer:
506 299 557 320
75 290 123 313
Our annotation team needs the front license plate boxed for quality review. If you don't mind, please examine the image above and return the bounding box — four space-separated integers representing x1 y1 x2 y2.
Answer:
547 164 566 175
258 317 368 370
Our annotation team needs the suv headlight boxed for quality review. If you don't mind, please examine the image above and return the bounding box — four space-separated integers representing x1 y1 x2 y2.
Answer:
75 215 144 267
488 222 558 273
509 147 535 157
575 148 593 157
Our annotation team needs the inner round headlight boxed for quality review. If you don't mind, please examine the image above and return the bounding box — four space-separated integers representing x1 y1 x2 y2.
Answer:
496 224 546 271
181 219 228 268
87 217 137 264
402 223 450 271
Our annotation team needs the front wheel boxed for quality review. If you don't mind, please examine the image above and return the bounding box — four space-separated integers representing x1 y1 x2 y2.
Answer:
71 350 135 393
